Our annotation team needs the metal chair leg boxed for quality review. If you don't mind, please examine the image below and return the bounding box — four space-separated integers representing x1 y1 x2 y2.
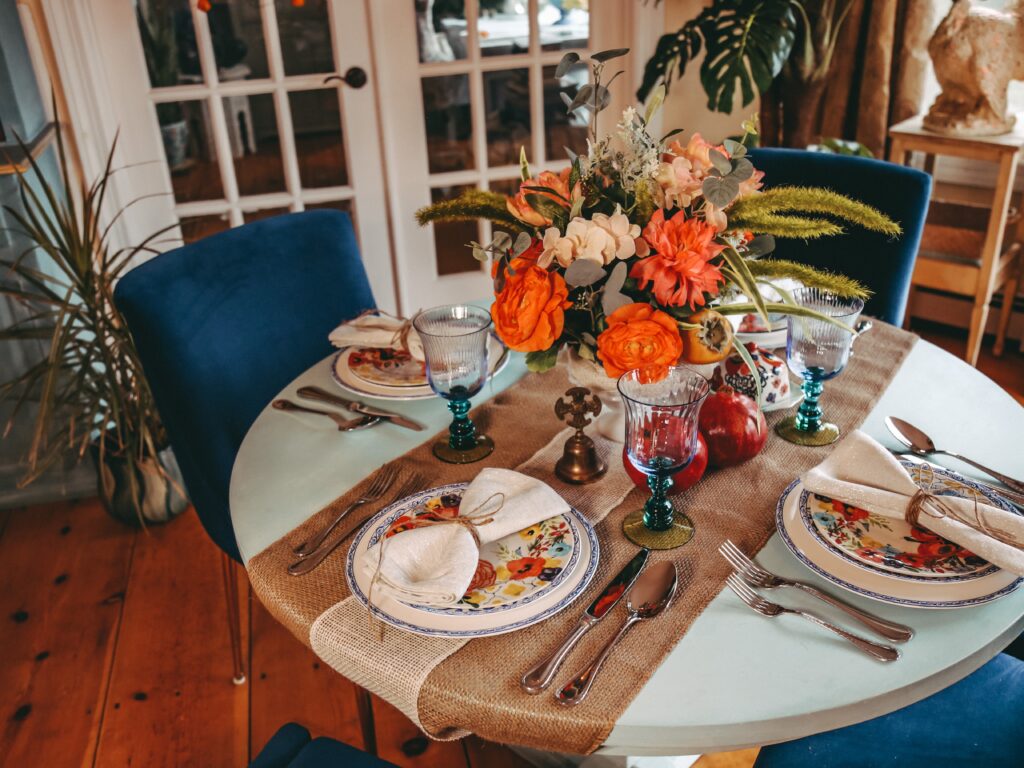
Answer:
355 686 377 756
220 551 247 685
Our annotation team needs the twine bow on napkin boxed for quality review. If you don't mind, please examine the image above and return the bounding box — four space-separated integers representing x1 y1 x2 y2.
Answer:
360 468 571 607
329 310 423 360
803 430 1024 576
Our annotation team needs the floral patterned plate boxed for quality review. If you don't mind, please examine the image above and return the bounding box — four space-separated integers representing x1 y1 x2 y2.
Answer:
777 468 1022 609
346 483 599 637
800 462 1012 582
347 347 428 387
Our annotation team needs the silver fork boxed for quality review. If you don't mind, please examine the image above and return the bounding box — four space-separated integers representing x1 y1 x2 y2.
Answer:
293 465 400 557
287 471 425 577
719 539 914 644
725 573 900 662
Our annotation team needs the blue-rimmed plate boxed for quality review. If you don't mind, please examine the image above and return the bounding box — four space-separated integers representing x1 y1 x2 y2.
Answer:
777 466 1023 609
346 483 599 637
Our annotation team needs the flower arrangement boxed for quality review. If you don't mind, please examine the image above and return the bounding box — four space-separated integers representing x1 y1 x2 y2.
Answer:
417 49 900 385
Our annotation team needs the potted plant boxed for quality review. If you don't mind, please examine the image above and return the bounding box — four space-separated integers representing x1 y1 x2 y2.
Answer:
638 0 855 148
137 0 189 168
0 124 187 525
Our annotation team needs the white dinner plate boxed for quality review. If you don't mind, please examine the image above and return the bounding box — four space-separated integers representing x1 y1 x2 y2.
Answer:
776 473 1022 609
330 337 510 401
346 482 599 637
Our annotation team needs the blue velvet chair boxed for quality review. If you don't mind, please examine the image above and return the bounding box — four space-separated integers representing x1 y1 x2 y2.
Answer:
747 148 931 326
250 723 399 768
114 210 376 713
753 653 1024 768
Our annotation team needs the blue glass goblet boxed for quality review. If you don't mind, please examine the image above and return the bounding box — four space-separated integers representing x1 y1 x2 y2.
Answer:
776 287 864 446
619 366 710 550
413 304 495 463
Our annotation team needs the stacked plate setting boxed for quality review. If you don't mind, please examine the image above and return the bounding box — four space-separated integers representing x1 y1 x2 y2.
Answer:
777 460 1022 608
331 336 510 401
346 482 600 637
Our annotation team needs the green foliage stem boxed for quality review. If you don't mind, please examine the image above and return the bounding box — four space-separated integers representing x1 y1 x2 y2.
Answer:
730 186 901 236
415 190 526 232
746 259 870 299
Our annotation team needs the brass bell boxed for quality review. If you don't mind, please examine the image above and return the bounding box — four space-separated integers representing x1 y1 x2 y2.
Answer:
554 387 607 485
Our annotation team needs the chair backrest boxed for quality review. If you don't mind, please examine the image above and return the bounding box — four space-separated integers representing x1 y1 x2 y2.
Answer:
747 148 931 325
114 210 375 561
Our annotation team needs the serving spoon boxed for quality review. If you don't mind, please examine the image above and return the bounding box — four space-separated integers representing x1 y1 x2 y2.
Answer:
886 416 1024 494
556 561 678 706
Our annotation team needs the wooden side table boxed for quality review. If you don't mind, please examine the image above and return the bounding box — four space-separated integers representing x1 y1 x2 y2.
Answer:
888 115 1023 366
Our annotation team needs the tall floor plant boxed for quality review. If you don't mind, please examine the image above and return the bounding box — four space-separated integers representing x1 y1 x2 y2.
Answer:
0 122 186 525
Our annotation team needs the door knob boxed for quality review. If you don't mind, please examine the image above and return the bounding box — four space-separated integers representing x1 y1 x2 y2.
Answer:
324 67 368 89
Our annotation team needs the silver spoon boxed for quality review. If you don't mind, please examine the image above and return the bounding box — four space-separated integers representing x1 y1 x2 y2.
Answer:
272 399 380 432
886 416 1024 494
556 561 677 706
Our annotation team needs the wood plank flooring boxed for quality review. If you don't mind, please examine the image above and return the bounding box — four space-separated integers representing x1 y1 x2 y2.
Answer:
0 328 1019 767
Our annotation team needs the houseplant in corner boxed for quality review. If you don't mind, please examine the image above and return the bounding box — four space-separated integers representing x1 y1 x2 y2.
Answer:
138 0 189 169
0 123 187 525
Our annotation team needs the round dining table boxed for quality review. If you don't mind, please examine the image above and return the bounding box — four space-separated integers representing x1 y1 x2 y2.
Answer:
230 337 1024 757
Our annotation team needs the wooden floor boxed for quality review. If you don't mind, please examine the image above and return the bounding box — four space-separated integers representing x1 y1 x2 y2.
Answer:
1 327 1018 768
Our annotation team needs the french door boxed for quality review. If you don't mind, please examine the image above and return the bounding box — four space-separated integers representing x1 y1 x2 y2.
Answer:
81 0 397 311
371 0 634 313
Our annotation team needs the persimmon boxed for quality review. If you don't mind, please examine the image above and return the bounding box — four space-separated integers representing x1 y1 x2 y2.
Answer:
680 309 734 364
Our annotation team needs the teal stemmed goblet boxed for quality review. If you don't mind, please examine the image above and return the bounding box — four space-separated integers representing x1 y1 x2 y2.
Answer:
776 287 864 446
619 366 711 550
413 304 495 464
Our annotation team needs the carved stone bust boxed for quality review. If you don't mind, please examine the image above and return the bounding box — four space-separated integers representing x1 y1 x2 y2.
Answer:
924 0 1024 136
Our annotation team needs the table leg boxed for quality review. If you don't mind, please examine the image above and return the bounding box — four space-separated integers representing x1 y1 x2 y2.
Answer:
994 245 1022 356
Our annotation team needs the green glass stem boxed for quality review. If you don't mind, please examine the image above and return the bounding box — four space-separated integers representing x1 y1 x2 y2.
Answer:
794 370 826 434
446 396 477 451
643 467 676 532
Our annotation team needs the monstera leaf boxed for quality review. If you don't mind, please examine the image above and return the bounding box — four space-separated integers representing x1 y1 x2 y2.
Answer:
638 0 797 113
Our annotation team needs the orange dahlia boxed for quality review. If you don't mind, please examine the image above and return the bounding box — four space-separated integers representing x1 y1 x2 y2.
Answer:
630 209 725 309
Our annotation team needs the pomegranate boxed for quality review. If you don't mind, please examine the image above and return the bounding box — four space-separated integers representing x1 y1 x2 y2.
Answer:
698 385 767 467
622 433 709 494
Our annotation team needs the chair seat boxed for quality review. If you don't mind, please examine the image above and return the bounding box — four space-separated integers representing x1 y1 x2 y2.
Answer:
250 723 399 768
753 653 1024 768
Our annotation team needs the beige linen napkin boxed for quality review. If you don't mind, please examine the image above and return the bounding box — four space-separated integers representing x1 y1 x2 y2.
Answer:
803 430 1024 576
328 312 424 360
361 468 571 606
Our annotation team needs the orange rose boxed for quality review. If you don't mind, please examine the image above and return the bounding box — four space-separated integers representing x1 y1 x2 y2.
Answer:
596 303 683 379
506 168 573 227
491 258 571 352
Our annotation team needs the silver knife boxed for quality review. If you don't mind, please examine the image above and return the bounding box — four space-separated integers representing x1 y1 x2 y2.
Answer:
520 547 650 694
296 385 425 432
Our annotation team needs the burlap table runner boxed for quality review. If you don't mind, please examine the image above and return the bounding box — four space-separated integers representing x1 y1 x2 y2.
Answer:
247 322 917 754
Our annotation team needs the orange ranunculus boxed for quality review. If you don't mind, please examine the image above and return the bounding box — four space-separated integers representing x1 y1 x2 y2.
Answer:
491 258 571 352
596 303 684 379
506 168 573 227
630 209 725 309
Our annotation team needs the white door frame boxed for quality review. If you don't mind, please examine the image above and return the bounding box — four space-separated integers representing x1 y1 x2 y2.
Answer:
29 0 398 313
370 0 640 315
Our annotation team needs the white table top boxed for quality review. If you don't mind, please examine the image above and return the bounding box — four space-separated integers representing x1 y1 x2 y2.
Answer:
230 339 1024 756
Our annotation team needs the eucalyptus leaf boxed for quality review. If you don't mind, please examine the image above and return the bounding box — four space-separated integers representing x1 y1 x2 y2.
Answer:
723 138 747 157
591 47 630 63
555 51 581 78
744 234 776 258
564 259 607 287
602 289 632 316
471 245 488 262
491 231 512 252
702 175 740 208
513 231 532 256
568 83 594 113
577 343 596 362
590 85 612 112
728 156 754 182
559 91 574 110
605 261 627 294
709 149 732 175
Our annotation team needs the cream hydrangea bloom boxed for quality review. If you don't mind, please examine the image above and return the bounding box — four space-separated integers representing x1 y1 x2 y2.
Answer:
538 207 641 268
